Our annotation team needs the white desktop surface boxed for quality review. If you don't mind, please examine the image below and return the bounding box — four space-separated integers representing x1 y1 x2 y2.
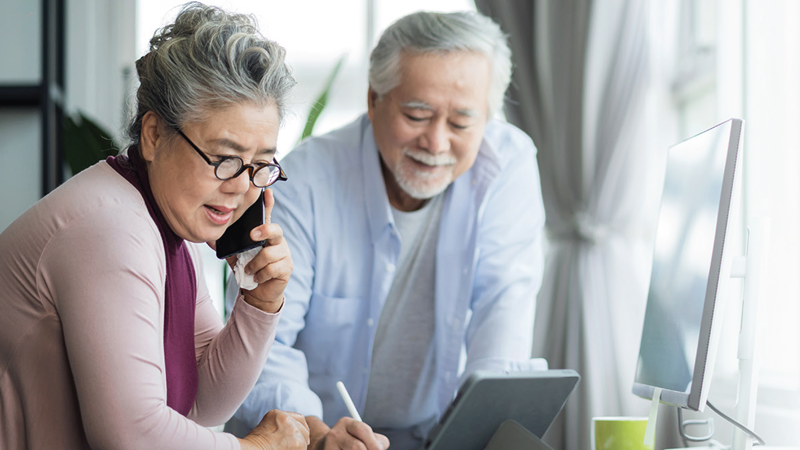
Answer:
666 447 800 450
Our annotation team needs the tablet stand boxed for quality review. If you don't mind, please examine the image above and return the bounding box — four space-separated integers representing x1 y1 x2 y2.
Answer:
483 420 555 450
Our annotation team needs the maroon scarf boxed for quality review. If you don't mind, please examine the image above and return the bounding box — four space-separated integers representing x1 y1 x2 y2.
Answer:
107 148 198 416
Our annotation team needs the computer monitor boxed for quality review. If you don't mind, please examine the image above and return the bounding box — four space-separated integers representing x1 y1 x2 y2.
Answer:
632 118 744 411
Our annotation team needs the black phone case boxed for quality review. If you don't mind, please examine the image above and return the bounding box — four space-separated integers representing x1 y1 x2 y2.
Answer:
215 193 266 259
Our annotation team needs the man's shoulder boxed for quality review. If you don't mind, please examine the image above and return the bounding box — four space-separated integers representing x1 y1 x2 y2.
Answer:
283 115 368 169
483 119 537 158
470 120 537 178
273 115 371 199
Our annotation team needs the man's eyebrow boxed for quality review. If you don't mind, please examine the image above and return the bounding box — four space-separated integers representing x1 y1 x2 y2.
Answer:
401 101 477 118
401 100 434 111
209 138 276 156
454 108 477 118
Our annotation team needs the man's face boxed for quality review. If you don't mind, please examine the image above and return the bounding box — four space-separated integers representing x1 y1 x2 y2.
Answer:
368 51 491 210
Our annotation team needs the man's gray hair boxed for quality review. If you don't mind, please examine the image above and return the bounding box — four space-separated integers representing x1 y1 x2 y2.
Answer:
127 2 296 145
369 11 512 118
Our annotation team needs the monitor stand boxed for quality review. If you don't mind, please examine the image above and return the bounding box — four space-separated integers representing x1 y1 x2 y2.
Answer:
671 217 770 450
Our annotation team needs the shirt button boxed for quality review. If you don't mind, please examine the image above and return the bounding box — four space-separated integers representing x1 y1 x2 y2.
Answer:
367 318 374 327
386 263 396 273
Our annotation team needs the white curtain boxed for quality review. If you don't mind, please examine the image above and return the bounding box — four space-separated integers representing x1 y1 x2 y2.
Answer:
475 1 656 449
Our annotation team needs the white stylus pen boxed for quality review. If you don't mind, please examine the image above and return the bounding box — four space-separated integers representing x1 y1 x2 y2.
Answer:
336 381 362 422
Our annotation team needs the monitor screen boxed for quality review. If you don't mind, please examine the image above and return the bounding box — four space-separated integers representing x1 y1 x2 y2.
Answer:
633 119 743 411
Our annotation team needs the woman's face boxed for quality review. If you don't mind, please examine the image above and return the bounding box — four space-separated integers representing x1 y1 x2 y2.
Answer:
140 102 280 243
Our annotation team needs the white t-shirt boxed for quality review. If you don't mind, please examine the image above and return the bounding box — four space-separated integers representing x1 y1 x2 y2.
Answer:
363 193 445 439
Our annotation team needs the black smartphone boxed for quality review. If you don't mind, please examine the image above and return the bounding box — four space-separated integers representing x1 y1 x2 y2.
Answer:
215 191 266 259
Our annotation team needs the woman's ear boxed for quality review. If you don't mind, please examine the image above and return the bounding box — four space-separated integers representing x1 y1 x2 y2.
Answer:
140 111 162 162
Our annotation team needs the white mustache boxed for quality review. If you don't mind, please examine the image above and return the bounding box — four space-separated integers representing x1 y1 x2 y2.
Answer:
402 148 457 166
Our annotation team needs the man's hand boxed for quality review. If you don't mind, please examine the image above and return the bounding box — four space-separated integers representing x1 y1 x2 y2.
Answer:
307 416 390 450
239 410 310 450
227 189 292 314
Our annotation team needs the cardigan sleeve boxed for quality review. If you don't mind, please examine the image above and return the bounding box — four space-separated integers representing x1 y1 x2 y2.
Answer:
188 243 281 427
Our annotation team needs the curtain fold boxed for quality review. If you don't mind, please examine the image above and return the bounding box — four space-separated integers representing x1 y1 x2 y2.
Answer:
475 1 655 449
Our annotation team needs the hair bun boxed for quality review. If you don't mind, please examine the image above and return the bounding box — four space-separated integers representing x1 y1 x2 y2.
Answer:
125 2 295 146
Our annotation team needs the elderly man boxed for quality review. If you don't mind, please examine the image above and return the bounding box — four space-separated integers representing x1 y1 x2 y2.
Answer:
226 10 545 450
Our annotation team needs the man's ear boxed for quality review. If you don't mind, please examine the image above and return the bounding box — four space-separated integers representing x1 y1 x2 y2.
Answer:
139 111 162 163
367 88 379 122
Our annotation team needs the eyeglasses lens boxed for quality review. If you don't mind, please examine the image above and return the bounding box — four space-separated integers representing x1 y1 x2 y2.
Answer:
216 158 243 179
213 156 280 187
254 166 280 187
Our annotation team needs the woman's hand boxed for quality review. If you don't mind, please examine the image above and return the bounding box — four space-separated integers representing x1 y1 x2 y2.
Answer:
227 189 292 314
239 410 310 450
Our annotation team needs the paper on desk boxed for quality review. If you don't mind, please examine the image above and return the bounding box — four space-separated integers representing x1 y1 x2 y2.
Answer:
512 358 549 371
470 357 549 375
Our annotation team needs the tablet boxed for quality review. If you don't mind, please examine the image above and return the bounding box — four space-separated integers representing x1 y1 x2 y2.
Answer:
422 369 580 450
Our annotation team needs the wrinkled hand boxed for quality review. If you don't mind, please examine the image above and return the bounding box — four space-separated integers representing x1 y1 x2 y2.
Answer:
239 410 309 450
312 417 389 450
227 189 292 314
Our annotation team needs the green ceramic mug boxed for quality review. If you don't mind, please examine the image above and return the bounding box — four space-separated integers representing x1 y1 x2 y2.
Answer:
592 417 650 450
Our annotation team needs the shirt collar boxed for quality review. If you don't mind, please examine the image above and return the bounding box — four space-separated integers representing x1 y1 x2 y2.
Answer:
360 116 396 244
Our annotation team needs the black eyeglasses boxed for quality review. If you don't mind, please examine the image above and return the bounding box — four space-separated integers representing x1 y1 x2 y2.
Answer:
177 129 287 188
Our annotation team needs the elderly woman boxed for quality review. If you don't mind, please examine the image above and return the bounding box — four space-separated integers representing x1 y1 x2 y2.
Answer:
0 3 307 449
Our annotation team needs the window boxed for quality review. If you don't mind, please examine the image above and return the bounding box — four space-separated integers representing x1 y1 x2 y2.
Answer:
663 0 800 445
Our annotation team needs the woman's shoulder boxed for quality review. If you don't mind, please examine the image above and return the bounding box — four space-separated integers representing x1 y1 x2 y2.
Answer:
51 161 149 217
27 161 160 248
0 161 166 308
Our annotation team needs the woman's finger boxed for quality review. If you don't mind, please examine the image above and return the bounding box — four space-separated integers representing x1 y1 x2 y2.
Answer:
252 256 292 284
262 188 274 224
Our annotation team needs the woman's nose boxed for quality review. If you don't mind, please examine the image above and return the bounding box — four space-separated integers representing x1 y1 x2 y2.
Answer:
222 169 253 194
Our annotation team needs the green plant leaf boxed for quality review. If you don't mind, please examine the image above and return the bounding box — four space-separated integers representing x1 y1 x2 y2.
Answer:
63 114 89 176
63 111 119 176
78 112 119 154
299 54 346 144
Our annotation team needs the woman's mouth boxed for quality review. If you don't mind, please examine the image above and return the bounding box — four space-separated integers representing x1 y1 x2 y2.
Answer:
204 205 234 225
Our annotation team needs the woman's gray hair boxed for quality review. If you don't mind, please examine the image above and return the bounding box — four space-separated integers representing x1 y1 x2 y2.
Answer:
368 11 512 118
127 2 296 145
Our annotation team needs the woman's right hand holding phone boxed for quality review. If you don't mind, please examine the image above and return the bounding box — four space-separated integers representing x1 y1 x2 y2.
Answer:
226 189 292 314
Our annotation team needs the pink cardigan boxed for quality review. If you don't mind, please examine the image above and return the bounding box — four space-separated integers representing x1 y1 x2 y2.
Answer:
0 161 279 449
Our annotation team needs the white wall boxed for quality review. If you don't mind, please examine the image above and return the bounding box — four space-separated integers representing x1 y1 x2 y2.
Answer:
0 1 41 84
66 0 137 147
0 110 42 231
0 0 43 232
